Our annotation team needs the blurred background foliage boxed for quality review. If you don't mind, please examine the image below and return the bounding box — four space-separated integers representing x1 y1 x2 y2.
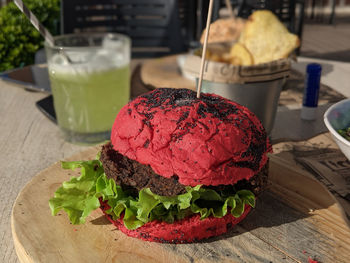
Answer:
0 0 60 72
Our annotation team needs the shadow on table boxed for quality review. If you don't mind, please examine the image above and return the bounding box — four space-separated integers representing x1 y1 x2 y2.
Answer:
90 190 311 227
271 104 330 144
301 50 350 63
89 183 333 262
90 215 110 225
90 190 318 242
173 190 330 263
293 60 334 76
201 190 316 243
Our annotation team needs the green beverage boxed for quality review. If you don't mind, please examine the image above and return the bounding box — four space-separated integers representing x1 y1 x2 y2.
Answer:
45 33 131 144
49 65 129 139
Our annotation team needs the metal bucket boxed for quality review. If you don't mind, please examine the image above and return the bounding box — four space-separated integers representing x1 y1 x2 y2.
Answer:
200 79 284 134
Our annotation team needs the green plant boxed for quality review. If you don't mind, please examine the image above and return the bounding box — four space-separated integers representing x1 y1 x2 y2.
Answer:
0 0 60 72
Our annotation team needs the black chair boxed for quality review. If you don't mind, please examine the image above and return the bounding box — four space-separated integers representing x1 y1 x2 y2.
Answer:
177 0 198 49
194 0 222 42
60 0 187 58
310 0 336 24
176 0 222 49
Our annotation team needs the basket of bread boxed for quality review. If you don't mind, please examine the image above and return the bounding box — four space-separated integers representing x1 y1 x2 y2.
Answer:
183 10 300 134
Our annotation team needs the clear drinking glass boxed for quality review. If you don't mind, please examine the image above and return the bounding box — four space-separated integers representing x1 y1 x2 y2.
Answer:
45 33 131 144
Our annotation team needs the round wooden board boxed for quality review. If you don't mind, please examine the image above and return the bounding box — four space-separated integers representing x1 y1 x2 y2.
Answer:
140 55 196 90
11 147 350 263
11 146 184 263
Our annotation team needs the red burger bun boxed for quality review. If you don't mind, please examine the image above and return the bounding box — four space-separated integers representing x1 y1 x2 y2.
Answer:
111 88 271 187
100 199 252 244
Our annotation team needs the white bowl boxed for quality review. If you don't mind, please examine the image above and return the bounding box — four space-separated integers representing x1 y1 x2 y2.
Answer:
176 54 196 81
324 98 350 160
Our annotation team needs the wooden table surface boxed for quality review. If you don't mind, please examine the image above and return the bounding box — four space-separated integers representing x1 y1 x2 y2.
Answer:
10 147 350 263
1 57 350 263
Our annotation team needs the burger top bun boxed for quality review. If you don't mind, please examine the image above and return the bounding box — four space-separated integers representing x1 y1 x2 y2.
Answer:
111 88 271 187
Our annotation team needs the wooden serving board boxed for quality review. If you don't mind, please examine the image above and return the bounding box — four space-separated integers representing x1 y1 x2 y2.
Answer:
12 147 350 263
141 55 196 91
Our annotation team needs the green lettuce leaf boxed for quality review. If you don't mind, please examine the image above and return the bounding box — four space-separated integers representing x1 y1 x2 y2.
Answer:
49 157 256 230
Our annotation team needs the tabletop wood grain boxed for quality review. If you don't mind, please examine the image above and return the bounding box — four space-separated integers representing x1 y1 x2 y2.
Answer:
0 59 143 262
0 80 89 263
11 147 350 263
1 56 350 262
0 59 145 262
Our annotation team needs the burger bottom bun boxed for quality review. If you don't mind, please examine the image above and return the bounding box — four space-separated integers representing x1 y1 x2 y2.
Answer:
100 199 251 244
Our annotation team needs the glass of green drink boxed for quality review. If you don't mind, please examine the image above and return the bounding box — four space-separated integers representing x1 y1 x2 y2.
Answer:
45 33 130 144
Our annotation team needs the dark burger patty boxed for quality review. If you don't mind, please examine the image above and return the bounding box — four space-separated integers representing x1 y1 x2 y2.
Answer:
100 142 268 197
100 143 185 196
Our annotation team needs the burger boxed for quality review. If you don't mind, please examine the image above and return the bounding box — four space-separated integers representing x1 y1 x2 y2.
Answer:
49 88 271 243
